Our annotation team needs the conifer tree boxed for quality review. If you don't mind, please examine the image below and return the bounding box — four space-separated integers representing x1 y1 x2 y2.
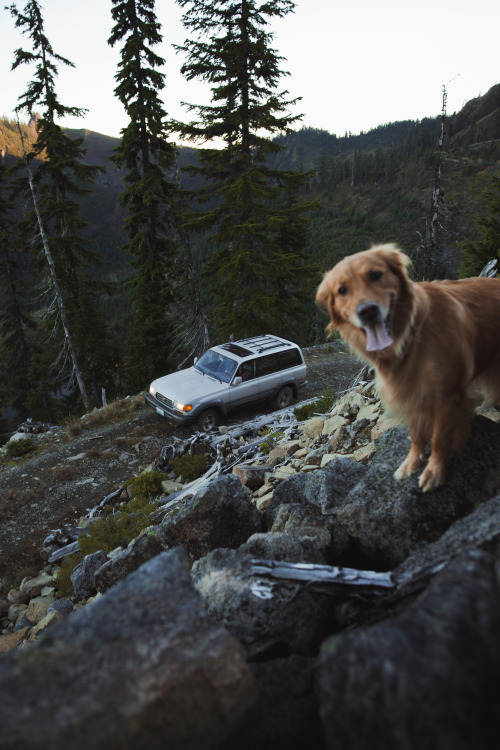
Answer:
109 0 179 392
8 0 109 410
0 163 31 412
175 0 318 340
460 174 500 277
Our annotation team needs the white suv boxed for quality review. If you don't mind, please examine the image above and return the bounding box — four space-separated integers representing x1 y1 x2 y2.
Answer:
145 335 307 432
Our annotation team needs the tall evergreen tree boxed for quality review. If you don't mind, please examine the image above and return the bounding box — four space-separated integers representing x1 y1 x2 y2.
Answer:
109 0 179 392
0 163 31 413
8 0 110 410
460 174 500 277
175 0 318 341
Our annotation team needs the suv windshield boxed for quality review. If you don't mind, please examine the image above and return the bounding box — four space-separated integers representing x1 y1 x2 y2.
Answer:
195 350 238 384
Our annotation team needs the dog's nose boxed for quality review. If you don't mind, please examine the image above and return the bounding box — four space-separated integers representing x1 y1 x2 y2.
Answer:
357 301 382 325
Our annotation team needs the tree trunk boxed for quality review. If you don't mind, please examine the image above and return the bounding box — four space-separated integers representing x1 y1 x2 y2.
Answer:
17 118 90 411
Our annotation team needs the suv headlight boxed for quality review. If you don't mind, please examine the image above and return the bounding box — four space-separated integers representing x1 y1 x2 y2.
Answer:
173 401 192 413
149 385 156 397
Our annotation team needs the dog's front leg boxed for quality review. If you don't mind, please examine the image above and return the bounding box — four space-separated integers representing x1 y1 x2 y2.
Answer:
418 396 471 493
394 426 426 482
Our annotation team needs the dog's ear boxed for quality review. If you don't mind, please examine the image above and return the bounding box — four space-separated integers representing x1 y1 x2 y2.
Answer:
316 271 340 332
377 244 412 280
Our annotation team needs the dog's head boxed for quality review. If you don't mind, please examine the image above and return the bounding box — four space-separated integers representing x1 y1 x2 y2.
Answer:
316 244 412 353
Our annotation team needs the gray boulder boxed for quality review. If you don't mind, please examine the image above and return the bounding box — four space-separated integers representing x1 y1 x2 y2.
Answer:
95 527 165 593
264 457 366 528
269 502 334 557
395 494 500 581
0 548 257 750
249 655 324 750
302 456 367 514
70 550 108 599
337 416 500 567
192 548 335 660
241 531 328 564
160 474 262 560
317 546 500 750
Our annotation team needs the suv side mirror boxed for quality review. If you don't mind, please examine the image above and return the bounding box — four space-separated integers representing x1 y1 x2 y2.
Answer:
232 376 242 386
194 357 198 365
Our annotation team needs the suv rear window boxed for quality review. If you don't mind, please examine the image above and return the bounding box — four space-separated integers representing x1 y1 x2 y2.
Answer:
257 348 302 375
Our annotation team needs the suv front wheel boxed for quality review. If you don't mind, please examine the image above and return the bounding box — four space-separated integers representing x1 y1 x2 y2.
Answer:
272 385 293 410
196 408 220 432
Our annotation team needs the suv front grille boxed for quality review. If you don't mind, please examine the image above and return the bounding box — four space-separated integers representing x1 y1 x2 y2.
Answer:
156 392 173 410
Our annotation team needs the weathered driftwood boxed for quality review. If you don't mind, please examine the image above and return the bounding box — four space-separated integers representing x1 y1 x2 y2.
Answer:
480 258 497 277
48 540 81 563
250 558 450 603
251 559 396 598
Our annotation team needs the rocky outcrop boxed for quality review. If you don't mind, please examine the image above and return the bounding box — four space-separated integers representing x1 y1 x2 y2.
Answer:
160 473 263 560
0 548 257 750
318 545 500 750
2 380 500 748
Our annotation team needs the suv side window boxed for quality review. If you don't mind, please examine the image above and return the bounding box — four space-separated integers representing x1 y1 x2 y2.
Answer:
236 360 256 381
257 348 302 376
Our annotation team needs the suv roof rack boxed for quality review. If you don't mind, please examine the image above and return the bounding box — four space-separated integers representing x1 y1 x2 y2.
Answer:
235 335 293 354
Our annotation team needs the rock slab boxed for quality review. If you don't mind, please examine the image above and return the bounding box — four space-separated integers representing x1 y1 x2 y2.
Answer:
0 548 257 750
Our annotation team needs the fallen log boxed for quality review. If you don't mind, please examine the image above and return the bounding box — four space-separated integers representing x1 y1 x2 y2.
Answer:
87 486 123 519
251 559 395 598
48 540 81 563
250 557 449 602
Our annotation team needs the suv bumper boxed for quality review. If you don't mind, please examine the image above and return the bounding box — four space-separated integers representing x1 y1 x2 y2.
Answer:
144 392 196 425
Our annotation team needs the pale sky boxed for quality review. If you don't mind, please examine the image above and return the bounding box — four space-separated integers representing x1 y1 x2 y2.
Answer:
1 0 499 141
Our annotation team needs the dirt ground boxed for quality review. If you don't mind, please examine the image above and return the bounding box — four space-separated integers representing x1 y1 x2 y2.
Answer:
0 341 364 585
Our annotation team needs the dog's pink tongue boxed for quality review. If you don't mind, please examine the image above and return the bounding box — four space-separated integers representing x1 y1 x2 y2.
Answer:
364 323 394 352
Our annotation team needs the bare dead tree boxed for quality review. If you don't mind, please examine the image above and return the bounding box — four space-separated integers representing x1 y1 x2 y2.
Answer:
415 85 450 280
16 118 89 410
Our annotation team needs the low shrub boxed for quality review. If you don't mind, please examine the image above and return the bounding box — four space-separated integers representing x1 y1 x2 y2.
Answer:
79 496 158 557
54 554 79 598
260 428 285 454
5 436 35 458
170 453 208 482
294 387 336 421
50 465 78 482
126 470 167 499
54 495 159 595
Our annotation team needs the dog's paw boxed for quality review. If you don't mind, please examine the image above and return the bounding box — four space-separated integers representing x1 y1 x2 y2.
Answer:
418 464 445 493
394 454 423 482
394 464 411 482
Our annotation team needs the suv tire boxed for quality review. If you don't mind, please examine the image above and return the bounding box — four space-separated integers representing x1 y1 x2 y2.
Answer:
196 408 220 432
272 385 293 410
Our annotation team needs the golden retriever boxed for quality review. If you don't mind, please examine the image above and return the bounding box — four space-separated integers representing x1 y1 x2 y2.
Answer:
316 243 500 492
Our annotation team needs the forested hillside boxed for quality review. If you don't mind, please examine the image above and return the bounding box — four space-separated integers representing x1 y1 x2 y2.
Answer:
1 81 500 429
4 84 498 281
3 87 499 272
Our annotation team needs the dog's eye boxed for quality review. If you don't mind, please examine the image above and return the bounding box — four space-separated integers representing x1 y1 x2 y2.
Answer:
369 270 383 282
338 285 348 296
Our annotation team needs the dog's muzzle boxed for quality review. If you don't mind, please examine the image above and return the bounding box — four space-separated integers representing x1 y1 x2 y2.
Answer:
356 300 394 351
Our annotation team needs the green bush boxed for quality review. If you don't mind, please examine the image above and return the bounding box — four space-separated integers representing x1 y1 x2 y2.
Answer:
54 554 79 598
260 428 285 454
5 436 35 458
170 453 208 482
54 496 159 596
125 470 167 499
79 496 158 557
294 387 336 421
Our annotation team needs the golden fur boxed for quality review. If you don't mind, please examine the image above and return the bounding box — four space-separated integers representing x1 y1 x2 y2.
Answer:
316 244 500 492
